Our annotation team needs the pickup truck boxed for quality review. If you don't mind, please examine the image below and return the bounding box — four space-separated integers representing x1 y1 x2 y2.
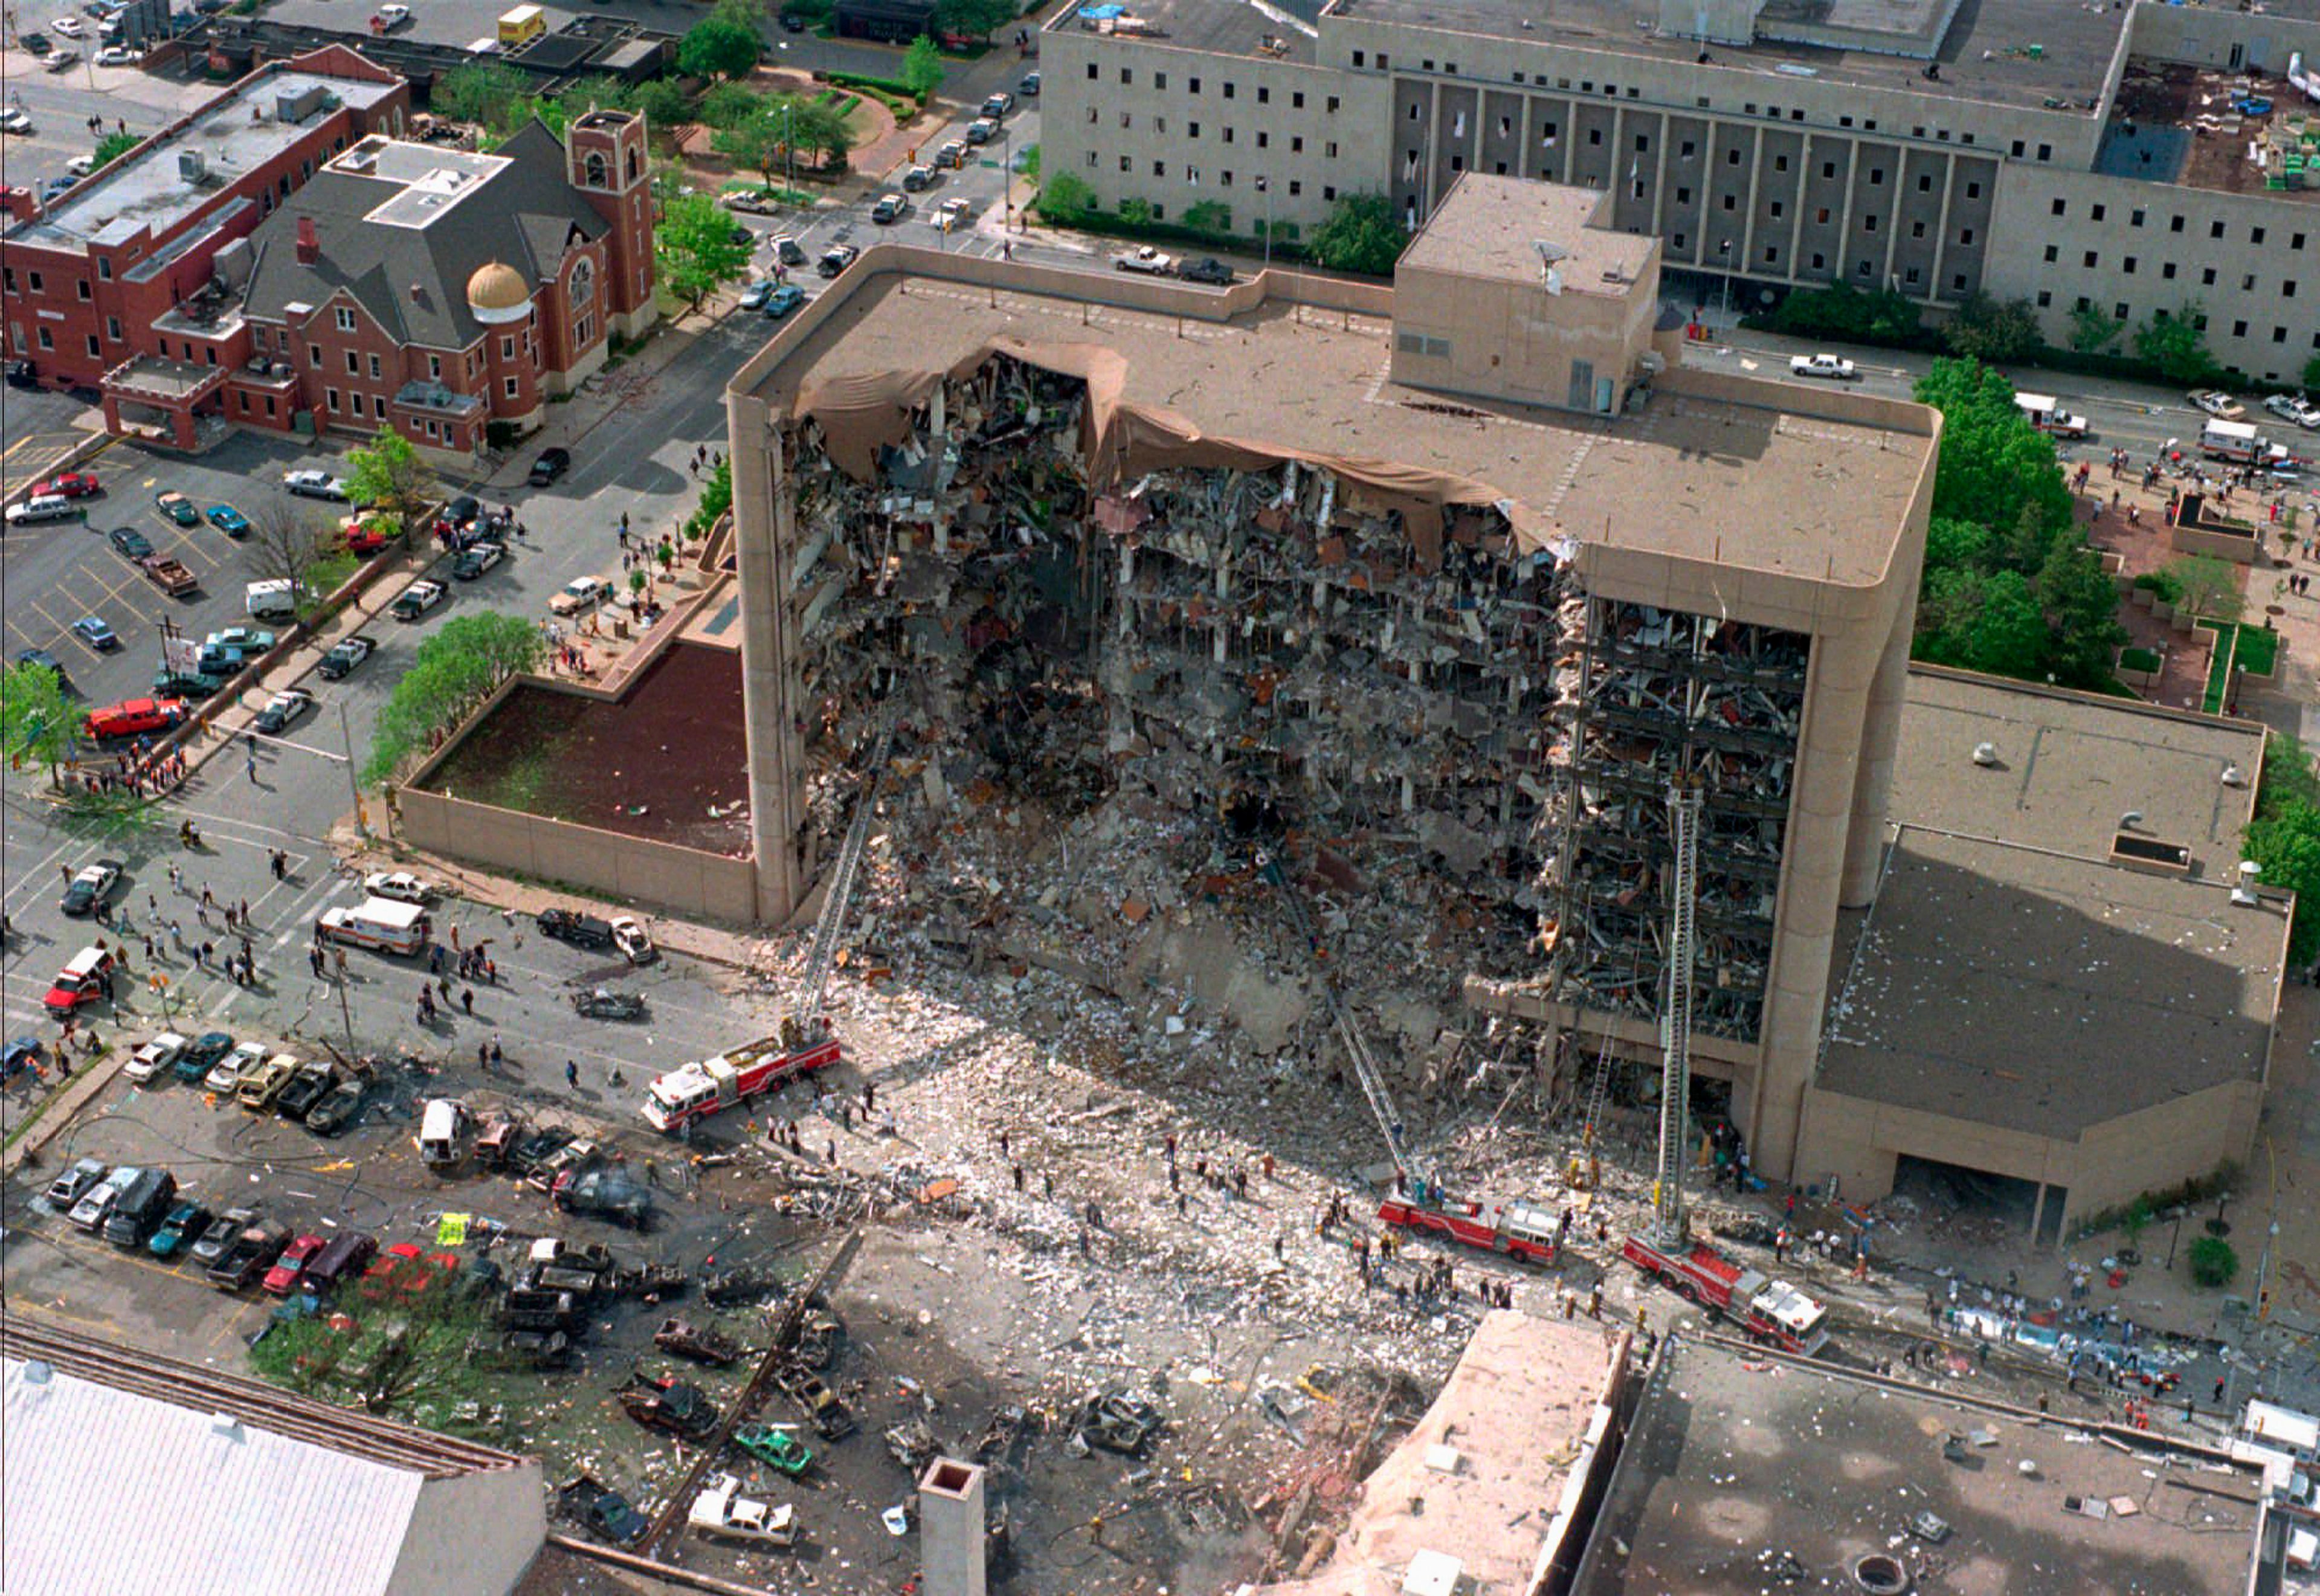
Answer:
141 555 199 596
319 634 376 680
1788 352 1857 381
207 1221 290 1290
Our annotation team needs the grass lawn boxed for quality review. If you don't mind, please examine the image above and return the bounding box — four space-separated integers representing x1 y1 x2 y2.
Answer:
2119 646 2162 674
2197 620 2281 712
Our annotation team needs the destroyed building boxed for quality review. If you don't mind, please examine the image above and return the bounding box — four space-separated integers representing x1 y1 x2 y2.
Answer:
724 178 1936 1185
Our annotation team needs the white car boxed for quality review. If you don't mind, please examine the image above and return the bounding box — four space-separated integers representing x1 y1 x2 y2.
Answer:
2261 393 2320 430
549 576 614 616
50 16 85 36
207 1040 266 1094
1 108 32 135
2188 390 2246 420
65 155 95 177
363 870 433 906
375 2 410 24
689 1475 796 1546
936 196 971 231
282 469 350 500
1788 352 1857 380
1113 246 1174 275
391 579 446 620
124 1031 187 1085
94 43 138 65
610 916 656 964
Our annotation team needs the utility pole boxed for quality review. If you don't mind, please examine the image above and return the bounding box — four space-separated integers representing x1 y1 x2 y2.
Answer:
339 700 367 837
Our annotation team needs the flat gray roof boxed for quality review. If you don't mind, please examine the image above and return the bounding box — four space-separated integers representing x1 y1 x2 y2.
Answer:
736 256 1927 585
1320 0 2171 113
1573 1335 2265 1596
1399 173 1655 297
1817 669 2283 1134
1049 0 1320 62
10 70 402 253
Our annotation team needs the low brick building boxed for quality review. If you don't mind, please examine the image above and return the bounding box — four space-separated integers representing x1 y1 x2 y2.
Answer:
1 46 654 457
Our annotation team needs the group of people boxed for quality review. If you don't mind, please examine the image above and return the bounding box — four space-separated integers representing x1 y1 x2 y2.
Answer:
65 747 185 802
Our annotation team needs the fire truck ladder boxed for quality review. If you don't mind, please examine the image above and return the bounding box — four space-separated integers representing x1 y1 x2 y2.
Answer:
798 708 897 1027
1259 849 1420 1186
1652 779 1704 1251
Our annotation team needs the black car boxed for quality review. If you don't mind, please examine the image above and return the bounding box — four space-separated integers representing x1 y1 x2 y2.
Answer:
153 670 228 700
275 1061 337 1121
59 858 121 916
21 31 49 54
817 243 859 278
108 526 154 560
305 1078 367 1136
5 360 39 388
527 447 570 487
777 9 805 29
440 494 481 529
1178 257 1235 286
16 649 65 684
537 907 614 950
563 1478 651 1549
451 541 505 581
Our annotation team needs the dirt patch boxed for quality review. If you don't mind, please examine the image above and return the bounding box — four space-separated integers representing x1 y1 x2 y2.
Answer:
424 642 752 854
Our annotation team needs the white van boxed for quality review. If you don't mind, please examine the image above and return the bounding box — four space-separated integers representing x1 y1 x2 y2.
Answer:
245 579 298 620
317 896 430 955
5 494 82 526
419 1098 468 1167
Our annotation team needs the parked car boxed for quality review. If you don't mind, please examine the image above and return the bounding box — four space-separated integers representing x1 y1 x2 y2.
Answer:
205 504 250 538
188 1206 257 1268
175 1031 234 1084
537 907 614 949
72 616 120 651
17 649 66 685
2189 390 2246 420
390 579 446 620
207 625 276 654
5 494 82 527
59 858 121 916
34 470 100 498
935 196 971 231
305 1078 367 1136
1788 352 1857 380
364 871 433 904
44 944 117 1013
69 1166 141 1230
449 541 507 582
155 490 200 526
549 576 613 616
264 1234 328 1295
933 140 967 171
107 526 154 560
276 1060 337 1121
982 91 1013 119
236 1053 298 1111
689 1474 796 1546
1178 257 1234 286
253 688 314 735
738 278 776 310
617 1372 719 1438
1113 246 1173 275
871 193 907 224
764 284 807 319
817 243 860 278
572 988 647 1021
301 1230 376 1292
552 1160 652 1228
102 1168 178 1247
526 446 570 486
965 117 997 146
153 669 228 700
319 634 376 679
610 917 656 964
901 164 935 192
149 1201 213 1259
124 1031 187 1085
340 514 395 555
770 234 805 266
44 1157 109 1212
2263 393 2320 429
209 1221 291 1290
207 1041 267 1095
360 1241 462 1301
733 1422 814 1475
1018 70 1040 97
565 1478 651 1549
0 108 31 135
282 469 350 500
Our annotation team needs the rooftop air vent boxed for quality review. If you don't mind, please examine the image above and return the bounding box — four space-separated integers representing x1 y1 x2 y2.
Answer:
1971 741 1999 767
178 150 208 184
2111 832 2191 875
211 1412 243 1438
2222 763 2244 787
22 1360 51 1385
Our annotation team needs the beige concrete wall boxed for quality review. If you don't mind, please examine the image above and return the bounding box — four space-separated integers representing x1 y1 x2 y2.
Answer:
2130 3 2320 74
1391 252 1659 414
385 1464 545 1596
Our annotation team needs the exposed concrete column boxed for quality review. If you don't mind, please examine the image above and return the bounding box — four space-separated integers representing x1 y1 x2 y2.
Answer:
731 391 802 925
1745 618 1882 1181
1842 598 1915 905
918 1458 987 1596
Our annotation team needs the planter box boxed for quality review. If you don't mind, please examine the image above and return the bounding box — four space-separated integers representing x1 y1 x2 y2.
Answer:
2132 587 2157 609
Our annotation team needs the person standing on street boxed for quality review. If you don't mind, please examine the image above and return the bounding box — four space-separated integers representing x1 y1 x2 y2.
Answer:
565 1059 579 1089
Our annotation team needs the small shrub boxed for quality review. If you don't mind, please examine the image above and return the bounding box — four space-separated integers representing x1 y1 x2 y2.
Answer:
2188 1235 2238 1289
2118 646 2162 674
2132 570 2184 603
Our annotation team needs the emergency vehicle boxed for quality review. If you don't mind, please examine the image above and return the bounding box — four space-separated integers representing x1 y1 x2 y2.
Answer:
641 1023 842 1133
1377 1191 1559 1265
316 898 430 956
1620 1234 1830 1355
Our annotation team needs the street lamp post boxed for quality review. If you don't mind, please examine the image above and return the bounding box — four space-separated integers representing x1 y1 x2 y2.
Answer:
1717 240 1732 319
1258 174 1272 269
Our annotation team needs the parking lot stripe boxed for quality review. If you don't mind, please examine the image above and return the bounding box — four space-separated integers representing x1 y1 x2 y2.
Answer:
25 597 91 655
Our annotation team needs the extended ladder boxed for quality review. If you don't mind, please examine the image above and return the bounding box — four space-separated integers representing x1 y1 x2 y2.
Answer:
1652 779 1704 1250
1260 850 1419 1186
799 708 897 1025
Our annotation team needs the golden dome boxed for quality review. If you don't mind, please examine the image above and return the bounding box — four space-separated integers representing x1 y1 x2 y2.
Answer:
465 260 529 312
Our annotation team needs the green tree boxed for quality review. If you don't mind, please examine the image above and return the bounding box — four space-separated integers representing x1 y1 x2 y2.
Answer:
250 1264 492 1415
902 34 946 100
2258 732 2320 823
2305 353 2320 396
678 14 761 79
364 612 547 785
654 190 753 311
1763 285 1924 347
698 81 764 130
2133 304 2221 386
2162 553 2244 622
89 129 140 173
2244 799 2320 965
434 62 529 124
932 0 1014 37
1940 293 2041 365
1 659 80 788
2032 541 2127 689
1118 196 1153 227
1182 199 1232 236
2188 1235 2240 1289
630 77 692 128
343 428 438 538
2066 301 2122 354
791 97 854 171
714 103 791 186
1308 192 1406 277
1038 171 1095 222
1019 143 1039 182
1911 359 2074 542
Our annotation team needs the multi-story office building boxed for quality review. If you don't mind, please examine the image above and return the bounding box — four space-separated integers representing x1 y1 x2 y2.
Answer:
1041 0 2320 385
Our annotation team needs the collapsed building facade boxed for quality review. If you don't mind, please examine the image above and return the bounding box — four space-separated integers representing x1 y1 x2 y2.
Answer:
725 178 1936 1184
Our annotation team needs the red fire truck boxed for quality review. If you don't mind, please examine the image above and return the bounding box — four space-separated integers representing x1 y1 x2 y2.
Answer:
1622 1234 1830 1355
1378 1193 1560 1266
641 1025 841 1133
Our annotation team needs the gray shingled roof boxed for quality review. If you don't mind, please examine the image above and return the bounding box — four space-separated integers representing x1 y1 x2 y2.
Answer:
244 121 605 350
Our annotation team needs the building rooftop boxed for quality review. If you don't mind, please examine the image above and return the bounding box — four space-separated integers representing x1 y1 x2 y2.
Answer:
1573 1334 2267 1596
2 1317 534 1596
1399 173 1656 297
2102 58 2320 207
735 253 1928 586
8 67 401 252
1318 0 2174 115
1251 1310 1619 1596
1816 669 2284 1135
1046 0 1321 62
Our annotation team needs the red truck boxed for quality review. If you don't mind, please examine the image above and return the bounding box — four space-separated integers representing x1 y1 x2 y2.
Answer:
1378 1193 1560 1265
1622 1234 1831 1356
641 1027 841 1133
